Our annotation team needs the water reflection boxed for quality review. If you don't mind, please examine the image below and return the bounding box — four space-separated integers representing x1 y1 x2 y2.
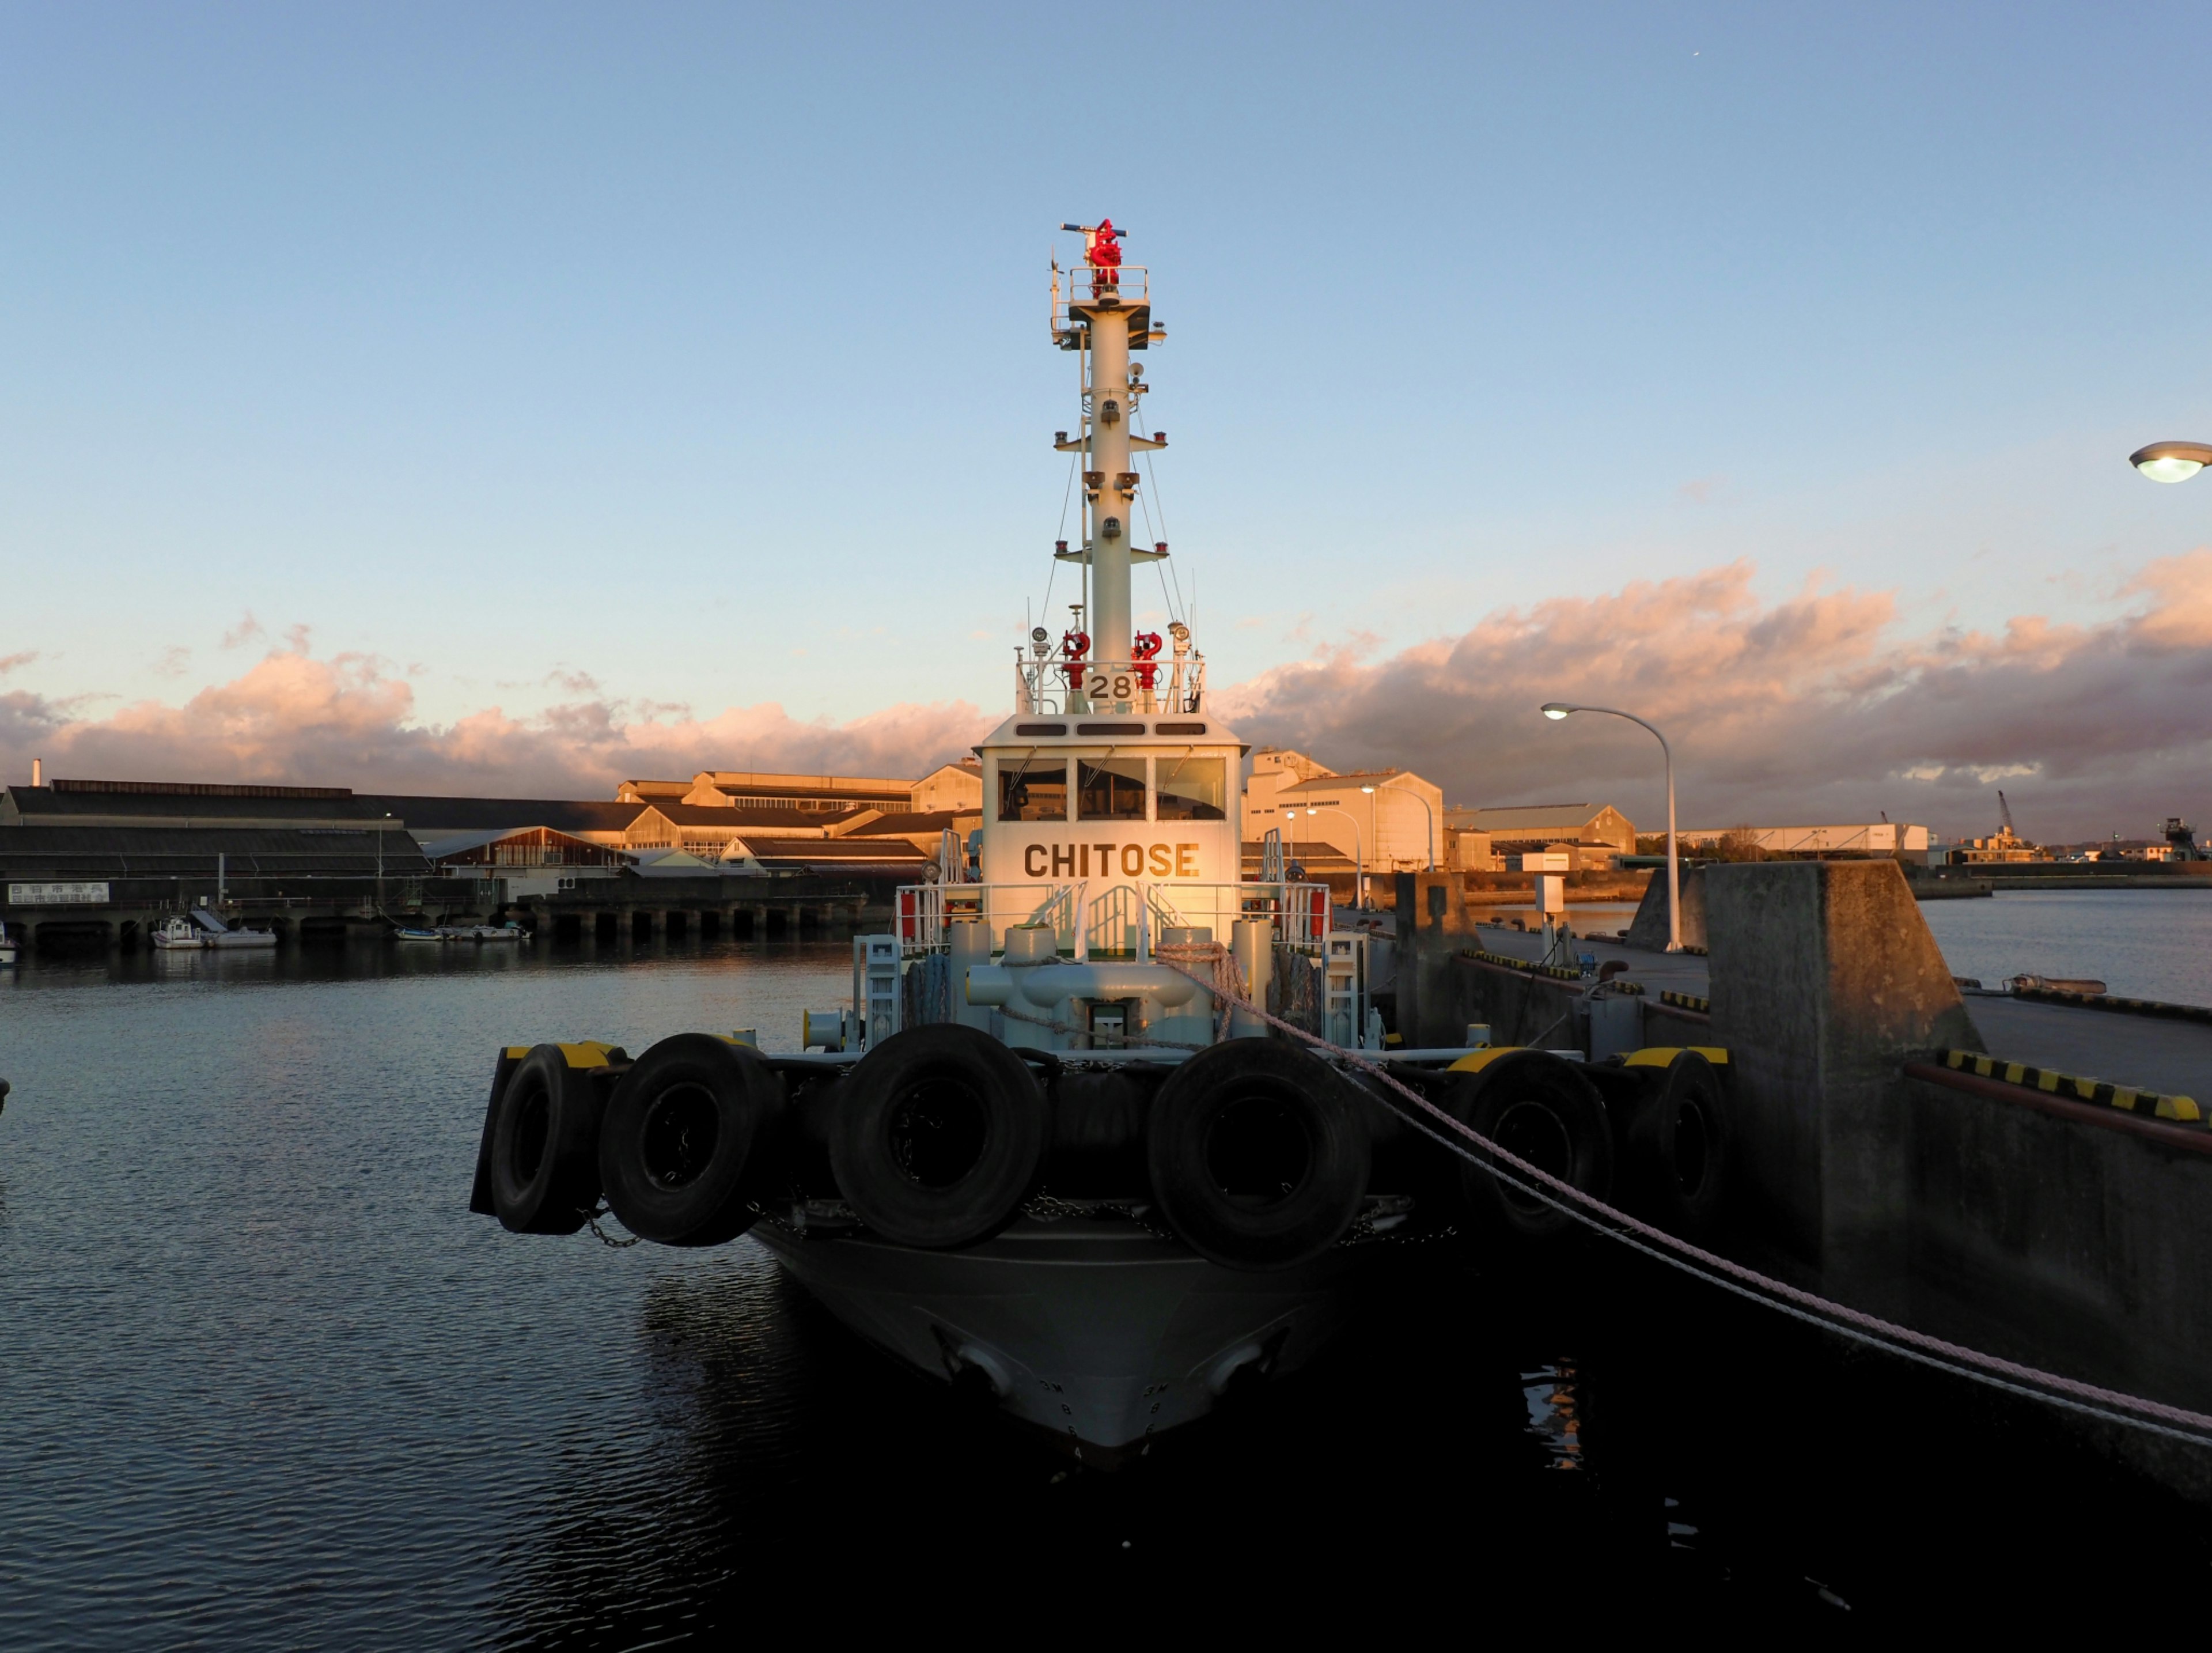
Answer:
1521 1360 1586 1470
2 945 2209 1644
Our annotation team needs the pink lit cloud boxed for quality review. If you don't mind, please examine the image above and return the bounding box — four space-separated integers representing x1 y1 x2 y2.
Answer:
0 646 993 799
1215 553 2212 842
5 556 2211 839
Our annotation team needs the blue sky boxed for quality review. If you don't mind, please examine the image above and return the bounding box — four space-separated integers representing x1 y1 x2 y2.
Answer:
6 2 2212 822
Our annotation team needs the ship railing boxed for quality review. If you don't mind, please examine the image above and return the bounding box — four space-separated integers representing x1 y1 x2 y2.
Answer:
1012 655 1205 717
1051 263 1149 335
895 879 1330 959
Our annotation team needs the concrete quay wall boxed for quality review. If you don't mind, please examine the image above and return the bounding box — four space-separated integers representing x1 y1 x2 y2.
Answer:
520 873 876 942
5 875 503 951
1409 859 2212 1491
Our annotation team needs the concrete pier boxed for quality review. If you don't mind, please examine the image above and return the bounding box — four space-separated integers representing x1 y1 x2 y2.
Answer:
1427 864 2212 1491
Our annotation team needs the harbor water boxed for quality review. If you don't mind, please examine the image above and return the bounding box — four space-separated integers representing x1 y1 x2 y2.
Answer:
2 906 2208 1643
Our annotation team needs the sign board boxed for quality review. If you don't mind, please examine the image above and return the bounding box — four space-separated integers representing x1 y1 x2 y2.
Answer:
7 882 111 905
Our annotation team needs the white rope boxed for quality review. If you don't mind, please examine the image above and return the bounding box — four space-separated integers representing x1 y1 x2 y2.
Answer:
1154 958 2212 1447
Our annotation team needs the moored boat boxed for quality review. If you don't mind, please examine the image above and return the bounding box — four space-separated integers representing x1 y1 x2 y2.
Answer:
153 911 277 950
466 226 1723 1458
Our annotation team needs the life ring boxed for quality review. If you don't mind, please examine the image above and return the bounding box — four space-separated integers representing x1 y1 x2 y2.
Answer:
1440 1049 1613 1248
1145 1039 1370 1270
1620 1049 1732 1235
598 1034 785 1246
830 1024 1048 1247
484 1043 615 1235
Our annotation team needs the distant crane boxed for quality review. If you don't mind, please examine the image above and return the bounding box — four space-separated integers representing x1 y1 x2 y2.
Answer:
1997 790 2018 838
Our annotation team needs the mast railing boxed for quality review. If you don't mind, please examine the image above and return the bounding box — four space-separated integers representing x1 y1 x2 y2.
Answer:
1013 655 1205 716
1051 263 1149 337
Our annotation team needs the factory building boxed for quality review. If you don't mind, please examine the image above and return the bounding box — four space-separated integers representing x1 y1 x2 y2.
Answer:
1244 749 1448 872
1444 803 1637 872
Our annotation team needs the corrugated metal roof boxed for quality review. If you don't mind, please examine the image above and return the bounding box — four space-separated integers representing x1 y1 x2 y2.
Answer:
0 824 430 877
355 795 649 835
1447 804 1619 830
3 786 398 826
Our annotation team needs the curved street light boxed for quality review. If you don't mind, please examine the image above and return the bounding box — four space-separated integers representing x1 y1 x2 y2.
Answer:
1540 702 1680 953
1303 806 1365 909
2130 440 2212 485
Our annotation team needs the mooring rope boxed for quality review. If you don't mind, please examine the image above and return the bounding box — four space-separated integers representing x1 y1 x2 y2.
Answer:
1155 950 2212 1448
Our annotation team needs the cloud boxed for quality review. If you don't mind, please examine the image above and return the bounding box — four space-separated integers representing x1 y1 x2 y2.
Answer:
221 612 266 649
153 646 191 679
9 554 2212 838
0 651 39 677
1215 553 2212 840
0 650 991 798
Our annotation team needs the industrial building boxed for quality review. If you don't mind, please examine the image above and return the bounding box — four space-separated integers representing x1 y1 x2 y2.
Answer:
1445 803 1637 872
1677 821 1933 862
1244 748 1448 871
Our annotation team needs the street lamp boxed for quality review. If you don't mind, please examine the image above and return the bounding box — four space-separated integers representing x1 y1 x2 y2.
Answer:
2130 440 2212 484
1304 807 1365 908
1540 701 1681 953
1362 781 1435 871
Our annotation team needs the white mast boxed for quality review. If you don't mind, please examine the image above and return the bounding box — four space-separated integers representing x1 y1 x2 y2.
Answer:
1054 220 1163 708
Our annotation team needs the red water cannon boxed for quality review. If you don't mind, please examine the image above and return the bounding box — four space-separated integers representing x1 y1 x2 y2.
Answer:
1131 630 1162 691
1060 628 1090 691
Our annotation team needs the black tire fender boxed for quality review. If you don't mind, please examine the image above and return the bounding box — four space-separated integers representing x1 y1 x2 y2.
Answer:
1622 1049 1733 1236
1145 1038 1372 1272
486 1043 614 1235
599 1034 785 1246
830 1024 1048 1249
1442 1049 1614 1249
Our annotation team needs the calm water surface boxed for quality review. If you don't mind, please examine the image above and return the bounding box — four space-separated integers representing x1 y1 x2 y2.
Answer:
1 937 2205 1645
1919 888 2212 1004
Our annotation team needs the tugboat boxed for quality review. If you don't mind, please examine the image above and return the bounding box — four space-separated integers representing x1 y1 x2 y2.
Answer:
467 225 1596 1460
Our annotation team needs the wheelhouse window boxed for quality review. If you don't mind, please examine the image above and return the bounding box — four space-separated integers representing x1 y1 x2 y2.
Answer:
1154 755 1226 821
1077 756 1147 820
997 756 1067 822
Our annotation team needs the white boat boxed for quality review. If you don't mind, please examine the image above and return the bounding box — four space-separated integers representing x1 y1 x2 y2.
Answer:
467 226 1533 1463
0 924 17 967
441 924 528 943
153 911 277 950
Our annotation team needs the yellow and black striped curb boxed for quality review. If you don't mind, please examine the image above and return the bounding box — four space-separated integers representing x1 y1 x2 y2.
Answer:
1465 948 1584 982
1659 990 1711 1014
2012 985 2212 1026
1609 979 1646 996
1938 1049 2203 1125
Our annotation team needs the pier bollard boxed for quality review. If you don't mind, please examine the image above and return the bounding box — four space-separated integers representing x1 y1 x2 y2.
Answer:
1623 864 1706 952
1705 859 1982 1298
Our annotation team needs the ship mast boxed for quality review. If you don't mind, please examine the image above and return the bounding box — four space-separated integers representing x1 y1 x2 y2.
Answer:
1054 220 1164 708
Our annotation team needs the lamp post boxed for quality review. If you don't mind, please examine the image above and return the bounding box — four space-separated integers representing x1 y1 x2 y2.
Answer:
1362 781 1435 871
1541 701 1680 953
2129 440 2212 484
1304 807 1365 908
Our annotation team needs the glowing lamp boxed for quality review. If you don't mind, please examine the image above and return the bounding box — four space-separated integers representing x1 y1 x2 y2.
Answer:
2130 440 2212 484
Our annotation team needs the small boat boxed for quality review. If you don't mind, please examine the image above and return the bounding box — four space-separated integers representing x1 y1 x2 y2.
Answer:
394 927 444 943
0 924 17 967
438 924 529 943
153 911 278 951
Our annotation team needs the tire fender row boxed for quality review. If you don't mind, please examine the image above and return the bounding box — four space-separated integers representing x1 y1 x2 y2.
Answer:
472 1030 1738 1265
